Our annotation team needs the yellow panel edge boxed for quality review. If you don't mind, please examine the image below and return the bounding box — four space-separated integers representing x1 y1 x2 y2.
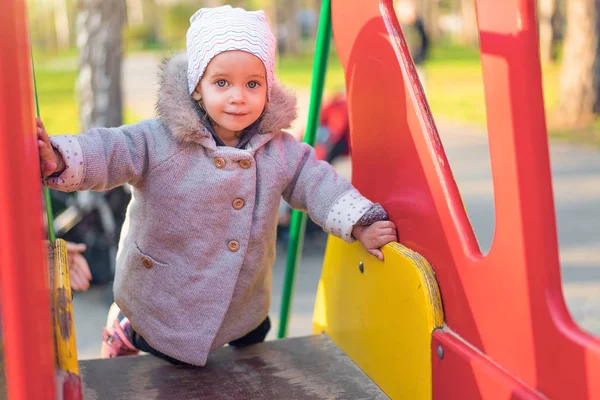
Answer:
386 242 444 330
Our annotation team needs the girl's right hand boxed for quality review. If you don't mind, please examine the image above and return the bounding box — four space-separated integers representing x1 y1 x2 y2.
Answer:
352 220 398 261
37 118 64 177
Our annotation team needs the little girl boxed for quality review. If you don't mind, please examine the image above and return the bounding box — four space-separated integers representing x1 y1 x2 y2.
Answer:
37 5 397 366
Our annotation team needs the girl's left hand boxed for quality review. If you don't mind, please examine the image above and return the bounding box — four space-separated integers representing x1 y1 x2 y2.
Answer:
352 221 398 261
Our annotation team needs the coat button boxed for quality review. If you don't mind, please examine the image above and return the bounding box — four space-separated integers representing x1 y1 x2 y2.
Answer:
214 157 226 168
228 240 240 252
141 256 153 268
232 198 245 210
239 159 251 169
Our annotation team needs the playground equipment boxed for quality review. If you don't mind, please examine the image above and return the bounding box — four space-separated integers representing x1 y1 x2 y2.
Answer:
1 0 600 398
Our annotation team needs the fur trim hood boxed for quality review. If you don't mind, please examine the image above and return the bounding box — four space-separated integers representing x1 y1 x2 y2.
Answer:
156 53 297 147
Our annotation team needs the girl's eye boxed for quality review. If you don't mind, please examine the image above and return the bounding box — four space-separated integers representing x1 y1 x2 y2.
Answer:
247 81 259 89
216 80 228 87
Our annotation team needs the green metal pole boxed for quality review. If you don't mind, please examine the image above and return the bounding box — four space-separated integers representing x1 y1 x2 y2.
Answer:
278 0 332 339
31 55 56 242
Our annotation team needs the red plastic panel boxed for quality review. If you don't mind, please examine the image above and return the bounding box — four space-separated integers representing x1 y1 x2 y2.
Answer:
331 0 600 398
0 1 56 399
432 330 546 399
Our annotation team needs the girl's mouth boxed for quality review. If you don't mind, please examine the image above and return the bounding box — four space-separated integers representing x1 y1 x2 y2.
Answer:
226 112 248 117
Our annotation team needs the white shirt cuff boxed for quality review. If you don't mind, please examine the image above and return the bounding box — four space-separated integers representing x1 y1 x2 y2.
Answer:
323 190 373 243
43 135 84 191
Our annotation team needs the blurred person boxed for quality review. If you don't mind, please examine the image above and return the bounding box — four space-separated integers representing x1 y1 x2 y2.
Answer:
66 241 92 292
298 7 317 39
36 5 397 367
395 0 430 90
316 90 350 164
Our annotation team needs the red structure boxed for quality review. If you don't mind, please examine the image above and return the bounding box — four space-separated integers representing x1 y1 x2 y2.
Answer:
0 0 56 398
332 0 600 398
2 0 600 398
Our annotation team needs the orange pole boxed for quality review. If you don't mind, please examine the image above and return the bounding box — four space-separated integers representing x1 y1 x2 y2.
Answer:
0 0 56 398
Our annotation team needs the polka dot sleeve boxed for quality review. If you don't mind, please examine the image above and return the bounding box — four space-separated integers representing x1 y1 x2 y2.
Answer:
323 189 373 243
43 135 84 191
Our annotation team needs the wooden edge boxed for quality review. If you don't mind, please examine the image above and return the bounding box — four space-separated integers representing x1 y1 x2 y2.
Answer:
52 239 79 375
386 242 444 329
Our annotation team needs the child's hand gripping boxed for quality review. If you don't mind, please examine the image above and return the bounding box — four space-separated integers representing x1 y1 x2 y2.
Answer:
352 221 398 261
36 118 65 177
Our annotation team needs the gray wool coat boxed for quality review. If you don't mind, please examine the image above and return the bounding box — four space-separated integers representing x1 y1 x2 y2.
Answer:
45 54 375 366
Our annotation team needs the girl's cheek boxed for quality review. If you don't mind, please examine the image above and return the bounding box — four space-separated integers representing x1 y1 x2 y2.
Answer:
252 91 268 104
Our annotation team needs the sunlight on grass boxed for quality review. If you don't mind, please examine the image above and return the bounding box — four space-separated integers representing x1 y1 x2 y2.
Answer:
276 53 345 92
541 62 561 112
34 69 79 134
33 43 589 144
33 60 139 134
424 42 564 132
34 51 345 134
426 62 486 124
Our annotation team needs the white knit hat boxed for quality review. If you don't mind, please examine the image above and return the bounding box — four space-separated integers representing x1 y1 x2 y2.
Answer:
186 6 277 98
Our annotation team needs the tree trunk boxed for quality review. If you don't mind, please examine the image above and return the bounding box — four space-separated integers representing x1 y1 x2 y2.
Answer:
263 0 278 34
277 0 300 55
421 0 439 41
557 0 600 125
538 0 557 63
460 0 479 46
54 0 70 49
76 0 126 131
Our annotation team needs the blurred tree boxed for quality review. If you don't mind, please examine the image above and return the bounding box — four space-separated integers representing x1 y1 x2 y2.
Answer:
126 15 161 49
76 0 126 130
460 0 478 45
538 0 559 63
557 0 600 125
127 0 144 25
54 0 71 49
204 0 226 7
421 0 440 41
277 0 300 55
262 0 277 28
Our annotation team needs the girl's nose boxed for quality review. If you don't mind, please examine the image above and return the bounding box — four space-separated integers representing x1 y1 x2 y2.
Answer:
229 88 245 104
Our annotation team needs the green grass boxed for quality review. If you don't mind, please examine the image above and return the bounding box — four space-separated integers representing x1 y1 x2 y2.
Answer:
550 120 600 147
276 52 346 92
426 61 486 124
424 42 564 128
33 51 344 134
32 43 599 146
276 42 568 137
426 43 484 123
424 43 600 146
33 56 139 135
34 69 79 134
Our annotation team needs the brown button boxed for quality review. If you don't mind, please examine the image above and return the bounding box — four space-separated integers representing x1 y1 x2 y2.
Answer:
141 256 153 268
214 157 226 168
232 198 245 210
239 159 251 169
228 240 240 252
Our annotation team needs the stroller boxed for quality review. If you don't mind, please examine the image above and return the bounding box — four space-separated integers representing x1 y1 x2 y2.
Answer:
50 186 131 285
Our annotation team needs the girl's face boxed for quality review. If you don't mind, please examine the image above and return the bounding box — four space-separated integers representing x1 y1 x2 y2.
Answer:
193 51 268 140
